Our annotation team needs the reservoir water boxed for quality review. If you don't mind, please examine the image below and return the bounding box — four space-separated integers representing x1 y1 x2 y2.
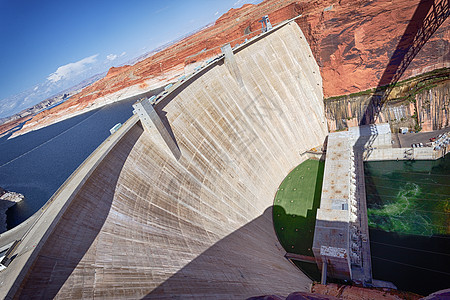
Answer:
365 156 450 296
0 98 136 229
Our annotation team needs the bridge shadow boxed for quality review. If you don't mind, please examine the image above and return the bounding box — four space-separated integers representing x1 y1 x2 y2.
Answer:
11 125 143 299
355 0 449 213
145 207 309 299
349 0 449 289
360 0 449 126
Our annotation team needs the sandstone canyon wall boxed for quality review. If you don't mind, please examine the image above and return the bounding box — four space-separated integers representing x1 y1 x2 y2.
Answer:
296 0 449 97
416 80 450 131
325 69 449 132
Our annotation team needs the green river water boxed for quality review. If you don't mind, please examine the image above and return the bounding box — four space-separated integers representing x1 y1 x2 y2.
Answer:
364 155 450 296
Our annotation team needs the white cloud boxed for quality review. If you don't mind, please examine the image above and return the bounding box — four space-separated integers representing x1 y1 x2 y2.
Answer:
233 0 245 7
33 86 39 91
215 11 219 16
231 0 261 8
47 54 98 83
23 95 33 104
154 6 170 15
120 51 126 57
107 54 118 61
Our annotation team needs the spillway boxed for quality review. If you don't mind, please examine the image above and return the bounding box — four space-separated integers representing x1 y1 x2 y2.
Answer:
1 22 328 299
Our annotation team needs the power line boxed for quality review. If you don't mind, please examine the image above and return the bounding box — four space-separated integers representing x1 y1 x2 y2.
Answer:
365 170 450 177
371 240 450 256
365 176 450 187
370 227 450 239
405 208 449 215
372 255 450 276
376 215 448 229
365 184 450 197
368 204 450 215
366 194 449 202
411 209 450 215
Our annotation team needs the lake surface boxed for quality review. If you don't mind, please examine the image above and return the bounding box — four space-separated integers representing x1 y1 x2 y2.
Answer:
0 99 136 229
364 156 450 296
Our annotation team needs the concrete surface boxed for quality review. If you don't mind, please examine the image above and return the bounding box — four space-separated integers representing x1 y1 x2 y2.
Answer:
365 147 435 161
313 130 353 281
313 124 386 284
397 127 450 147
1 22 328 299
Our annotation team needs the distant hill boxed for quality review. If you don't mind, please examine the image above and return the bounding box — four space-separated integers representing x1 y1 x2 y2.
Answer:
0 72 105 126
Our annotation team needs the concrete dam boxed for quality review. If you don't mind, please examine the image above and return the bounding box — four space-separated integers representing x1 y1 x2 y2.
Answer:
1 22 329 299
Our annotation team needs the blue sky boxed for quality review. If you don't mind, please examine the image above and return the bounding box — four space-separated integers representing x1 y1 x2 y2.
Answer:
0 0 261 118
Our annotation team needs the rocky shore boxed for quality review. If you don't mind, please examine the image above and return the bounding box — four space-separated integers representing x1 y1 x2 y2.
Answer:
0 187 24 233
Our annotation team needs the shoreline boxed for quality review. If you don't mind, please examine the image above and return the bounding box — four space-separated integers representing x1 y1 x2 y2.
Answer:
8 83 163 139
8 66 184 139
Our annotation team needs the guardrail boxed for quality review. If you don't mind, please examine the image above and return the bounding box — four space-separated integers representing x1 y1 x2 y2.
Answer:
364 144 449 161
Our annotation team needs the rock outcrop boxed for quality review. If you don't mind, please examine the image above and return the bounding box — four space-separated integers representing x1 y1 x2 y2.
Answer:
296 0 449 97
0 187 24 233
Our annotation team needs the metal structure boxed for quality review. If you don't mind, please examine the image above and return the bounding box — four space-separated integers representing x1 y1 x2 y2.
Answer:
259 15 273 33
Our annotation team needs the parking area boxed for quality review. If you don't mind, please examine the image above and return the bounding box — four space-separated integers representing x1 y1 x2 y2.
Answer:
396 127 450 148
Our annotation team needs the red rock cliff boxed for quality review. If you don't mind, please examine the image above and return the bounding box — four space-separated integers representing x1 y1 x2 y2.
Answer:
7 0 450 136
296 0 449 97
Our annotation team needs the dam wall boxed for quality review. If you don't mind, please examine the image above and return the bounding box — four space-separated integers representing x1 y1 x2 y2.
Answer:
4 22 328 299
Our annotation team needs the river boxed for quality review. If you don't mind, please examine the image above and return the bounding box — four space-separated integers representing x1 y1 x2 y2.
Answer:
365 156 450 296
0 98 136 229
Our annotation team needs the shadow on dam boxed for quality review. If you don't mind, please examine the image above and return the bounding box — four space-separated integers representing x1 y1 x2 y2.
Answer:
145 207 305 299
18 203 307 298
14 123 143 299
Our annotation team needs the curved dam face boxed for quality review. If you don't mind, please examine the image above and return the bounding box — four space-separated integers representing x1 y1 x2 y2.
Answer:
12 22 328 299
